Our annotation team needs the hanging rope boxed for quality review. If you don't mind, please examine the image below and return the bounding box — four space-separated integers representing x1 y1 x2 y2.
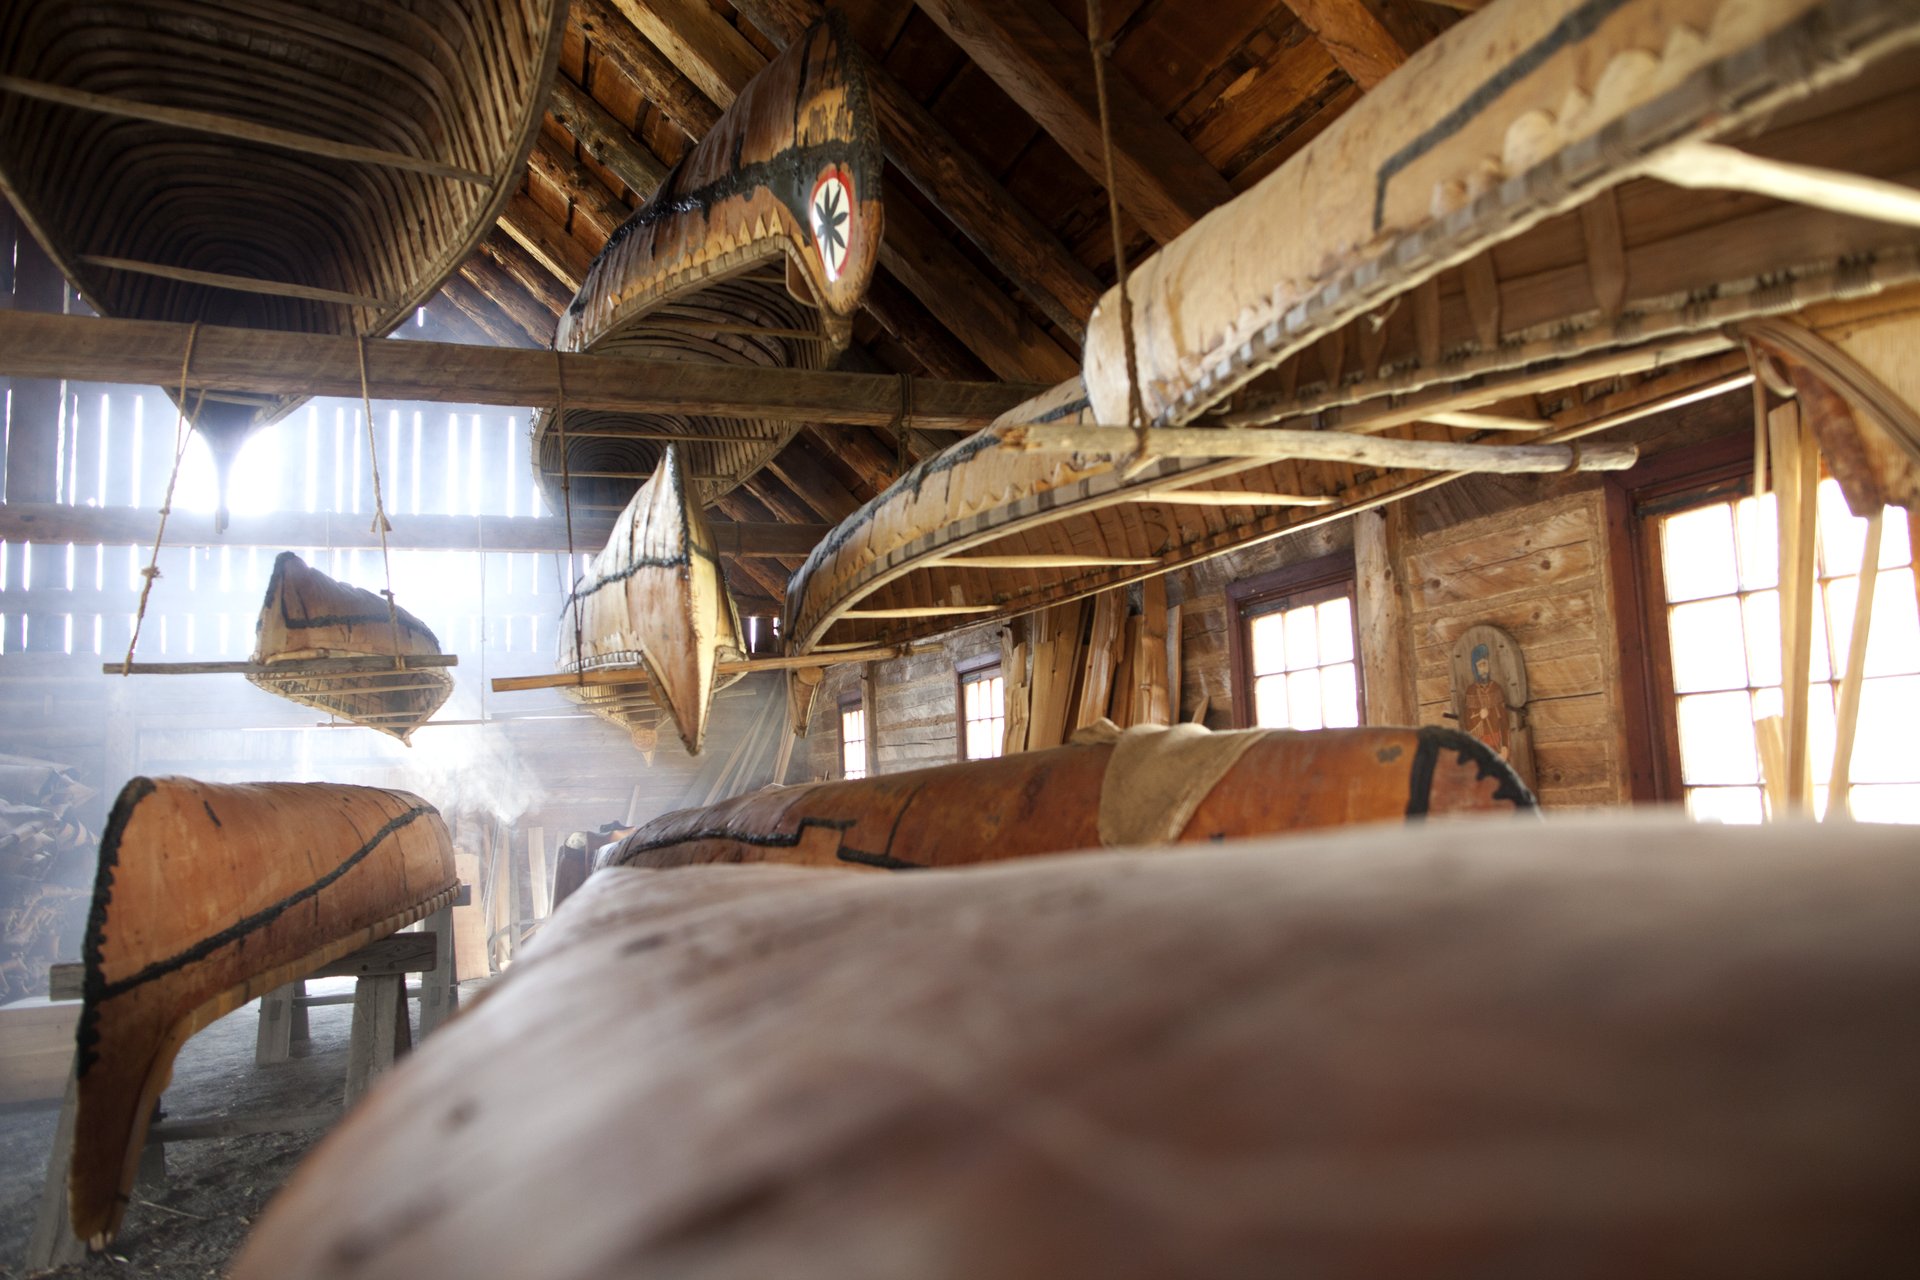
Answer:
356 336 406 673
120 323 202 675
554 354 586 684
1087 0 1149 471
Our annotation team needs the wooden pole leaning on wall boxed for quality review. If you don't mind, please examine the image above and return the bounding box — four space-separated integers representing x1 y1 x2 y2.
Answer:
1827 511 1885 817
1769 400 1820 814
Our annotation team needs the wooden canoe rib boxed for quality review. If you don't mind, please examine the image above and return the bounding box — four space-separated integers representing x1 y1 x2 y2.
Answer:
0 0 567 523
249 552 454 743
784 0 1920 654
531 13 882 514
72 778 455 1244
601 724 1535 873
556 447 746 756
230 816 1920 1278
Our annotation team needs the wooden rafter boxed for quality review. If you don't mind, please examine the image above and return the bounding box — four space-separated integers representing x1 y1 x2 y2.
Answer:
910 0 1234 245
1280 0 1410 90
548 75 670 200
499 190 594 292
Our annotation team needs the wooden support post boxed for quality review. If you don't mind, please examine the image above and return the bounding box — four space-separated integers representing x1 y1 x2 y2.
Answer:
416 903 459 1039
24 1065 87 1268
254 980 310 1066
526 828 551 921
344 975 412 1107
1355 503 1418 726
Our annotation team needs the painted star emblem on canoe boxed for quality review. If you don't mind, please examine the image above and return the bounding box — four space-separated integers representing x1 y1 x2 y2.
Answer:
809 173 852 281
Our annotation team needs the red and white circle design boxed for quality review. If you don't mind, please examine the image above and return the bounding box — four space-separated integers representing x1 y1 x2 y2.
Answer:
809 170 854 282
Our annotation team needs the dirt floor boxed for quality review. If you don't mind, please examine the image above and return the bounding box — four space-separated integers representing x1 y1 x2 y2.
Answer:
0 980 372 1278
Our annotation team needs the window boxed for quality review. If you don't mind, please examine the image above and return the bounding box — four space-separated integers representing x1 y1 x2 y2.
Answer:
959 661 1005 760
840 699 868 780
1619 438 1920 823
1228 552 1363 730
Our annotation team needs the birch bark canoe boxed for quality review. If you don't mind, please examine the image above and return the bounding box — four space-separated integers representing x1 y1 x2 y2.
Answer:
0 0 567 524
781 0 1920 656
600 723 1535 873
71 778 455 1244
555 448 746 756
531 14 882 514
231 814 1920 1279
248 552 454 743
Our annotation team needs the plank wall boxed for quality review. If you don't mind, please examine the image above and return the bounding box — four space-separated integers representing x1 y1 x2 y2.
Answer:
1406 490 1629 808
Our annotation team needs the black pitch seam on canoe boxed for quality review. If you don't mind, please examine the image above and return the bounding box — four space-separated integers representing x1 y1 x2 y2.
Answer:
562 448 717 610
566 140 879 323
75 789 437 1077
1372 0 1634 230
1404 725 1537 819
605 813 925 871
263 552 442 646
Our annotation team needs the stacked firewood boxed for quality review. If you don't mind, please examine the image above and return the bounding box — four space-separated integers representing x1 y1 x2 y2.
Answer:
1004 577 1181 753
0 754 97 1002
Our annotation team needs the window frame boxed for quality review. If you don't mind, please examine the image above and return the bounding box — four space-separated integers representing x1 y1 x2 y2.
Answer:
838 692 870 781
955 651 1005 762
1226 549 1365 730
1607 434 1756 805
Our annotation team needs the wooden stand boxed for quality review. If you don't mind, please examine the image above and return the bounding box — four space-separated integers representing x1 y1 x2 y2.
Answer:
24 902 460 1268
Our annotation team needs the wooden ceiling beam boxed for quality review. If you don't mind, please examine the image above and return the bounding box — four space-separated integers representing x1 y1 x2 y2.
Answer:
575 0 722 138
500 190 594 292
609 0 763 114
548 75 670 200
527 131 635 247
763 445 863 523
911 0 1233 245
452 259 554 346
1281 0 1410 90
477 232 575 321
0 311 1044 427
0 501 823 557
881 194 1079 385
730 0 1101 340
861 274 994 383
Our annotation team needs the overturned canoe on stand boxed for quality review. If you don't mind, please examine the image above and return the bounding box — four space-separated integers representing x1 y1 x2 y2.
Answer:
601 722 1535 873
72 778 455 1244
249 551 454 743
0 0 567 525
531 13 882 515
557 448 746 756
233 815 1920 1278
783 0 1920 656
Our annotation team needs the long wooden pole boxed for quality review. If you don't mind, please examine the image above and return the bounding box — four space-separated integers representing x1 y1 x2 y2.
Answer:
1827 510 1885 817
0 503 822 557
489 645 930 693
1000 423 1638 473
0 311 1042 430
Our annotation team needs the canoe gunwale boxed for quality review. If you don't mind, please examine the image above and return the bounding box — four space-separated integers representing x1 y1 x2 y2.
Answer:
781 1 1920 654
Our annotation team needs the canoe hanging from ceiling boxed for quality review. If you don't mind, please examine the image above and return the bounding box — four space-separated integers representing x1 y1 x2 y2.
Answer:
530 13 883 516
249 551 455 743
0 0 568 525
601 722 1536 874
782 0 1920 657
71 777 455 1245
556 447 746 756
230 816 1920 1279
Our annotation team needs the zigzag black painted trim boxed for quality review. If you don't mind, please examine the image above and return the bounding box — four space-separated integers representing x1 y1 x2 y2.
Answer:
1404 725 1537 820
